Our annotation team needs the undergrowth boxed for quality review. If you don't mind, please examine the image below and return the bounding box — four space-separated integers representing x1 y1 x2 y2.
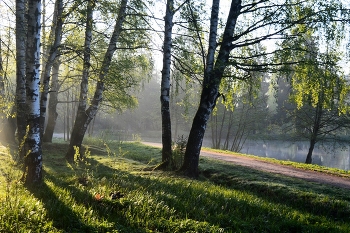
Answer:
0 139 349 232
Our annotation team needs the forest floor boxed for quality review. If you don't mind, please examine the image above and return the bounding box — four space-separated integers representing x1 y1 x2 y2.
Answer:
142 142 350 190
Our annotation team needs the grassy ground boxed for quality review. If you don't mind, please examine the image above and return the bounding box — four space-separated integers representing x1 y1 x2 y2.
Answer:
0 139 350 232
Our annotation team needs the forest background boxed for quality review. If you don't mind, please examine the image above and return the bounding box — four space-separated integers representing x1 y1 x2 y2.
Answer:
0 0 350 183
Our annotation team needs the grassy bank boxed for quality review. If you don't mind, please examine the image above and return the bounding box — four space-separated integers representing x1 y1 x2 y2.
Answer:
0 140 349 232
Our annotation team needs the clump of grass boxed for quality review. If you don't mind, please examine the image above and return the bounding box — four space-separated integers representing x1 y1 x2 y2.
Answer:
0 140 350 232
171 135 187 170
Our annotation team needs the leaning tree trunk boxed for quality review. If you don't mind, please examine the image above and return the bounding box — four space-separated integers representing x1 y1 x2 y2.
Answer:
16 0 28 156
305 138 316 164
66 0 128 161
23 0 43 184
305 102 322 164
39 0 63 137
160 0 174 168
180 0 241 178
43 58 61 142
65 0 94 161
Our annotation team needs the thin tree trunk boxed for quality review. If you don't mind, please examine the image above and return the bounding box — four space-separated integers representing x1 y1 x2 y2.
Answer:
217 108 226 149
16 0 28 157
223 110 234 150
0 35 16 143
43 58 60 142
66 91 70 141
181 0 241 177
305 101 323 164
66 0 128 161
23 0 43 184
305 138 316 164
63 110 66 141
159 0 174 168
0 36 4 98
210 114 216 148
40 0 64 137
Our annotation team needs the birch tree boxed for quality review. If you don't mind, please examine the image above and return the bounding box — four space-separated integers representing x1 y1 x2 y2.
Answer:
64 0 94 161
179 0 348 177
180 0 235 177
16 0 27 156
43 58 61 142
284 37 350 164
160 0 174 168
39 0 64 138
66 0 129 161
22 0 43 184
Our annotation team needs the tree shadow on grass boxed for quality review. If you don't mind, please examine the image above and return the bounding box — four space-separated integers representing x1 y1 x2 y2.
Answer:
26 180 93 232
27 171 148 233
27 143 148 232
62 157 350 232
200 158 350 223
35 142 350 232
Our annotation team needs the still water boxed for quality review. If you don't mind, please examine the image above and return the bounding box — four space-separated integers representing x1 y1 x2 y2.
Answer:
239 140 350 171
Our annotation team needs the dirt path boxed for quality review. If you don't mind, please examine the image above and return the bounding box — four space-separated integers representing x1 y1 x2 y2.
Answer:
142 142 350 190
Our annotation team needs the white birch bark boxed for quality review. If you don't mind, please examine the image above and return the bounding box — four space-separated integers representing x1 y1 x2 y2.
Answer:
16 0 28 151
23 0 43 184
160 0 174 167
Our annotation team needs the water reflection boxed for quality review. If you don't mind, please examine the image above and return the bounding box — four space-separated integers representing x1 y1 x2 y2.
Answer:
239 140 350 171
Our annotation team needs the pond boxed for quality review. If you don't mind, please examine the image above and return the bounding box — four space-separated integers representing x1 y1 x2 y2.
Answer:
240 140 350 171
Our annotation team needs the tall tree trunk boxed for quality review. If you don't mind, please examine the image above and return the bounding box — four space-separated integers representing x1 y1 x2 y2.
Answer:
160 0 174 168
65 0 94 161
40 0 64 137
66 0 128 161
180 0 241 177
23 0 43 184
16 0 28 157
43 58 61 142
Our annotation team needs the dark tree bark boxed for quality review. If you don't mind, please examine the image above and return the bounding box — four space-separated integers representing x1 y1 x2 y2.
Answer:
180 0 242 178
22 0 43 184
66 0 128 161
306 138 316 164
43 58 60 142
305 101 322 164
65 0 94 161
160 0 174 168
40 0 63 138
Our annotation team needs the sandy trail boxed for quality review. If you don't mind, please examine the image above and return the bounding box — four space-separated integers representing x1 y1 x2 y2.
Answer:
142 141 350 190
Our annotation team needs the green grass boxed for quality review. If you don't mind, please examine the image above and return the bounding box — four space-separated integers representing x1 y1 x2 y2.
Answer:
0 140 350 232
